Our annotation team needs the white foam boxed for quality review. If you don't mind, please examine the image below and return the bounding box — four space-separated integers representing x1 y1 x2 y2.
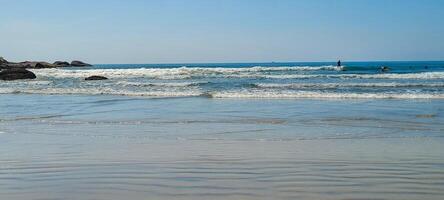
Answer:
2 86 443 99
337 72 444 79
255 82 444 89
210 91 444 99
29 67 444 80
29 66 342 79
0 87 203 97
0 80 52 86
258 72 444 80
116 81 207 87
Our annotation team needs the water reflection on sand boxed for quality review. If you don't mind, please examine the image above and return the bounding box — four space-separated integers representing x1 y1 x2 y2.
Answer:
0 95 443 200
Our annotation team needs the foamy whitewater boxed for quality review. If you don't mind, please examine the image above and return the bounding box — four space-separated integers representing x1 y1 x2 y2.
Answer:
1 61 444 200
1 61 444 99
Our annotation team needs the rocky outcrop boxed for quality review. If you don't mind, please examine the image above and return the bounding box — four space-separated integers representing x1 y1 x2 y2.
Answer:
85 75 108 80
0 68 36 80
54 61 70 67
0 56 93 69
0 57 8 65
27 62 57 68
0 57 9 69
71 60 92 67
1 61 56 69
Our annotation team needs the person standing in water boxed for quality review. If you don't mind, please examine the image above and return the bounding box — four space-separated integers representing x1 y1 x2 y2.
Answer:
337 60 341 67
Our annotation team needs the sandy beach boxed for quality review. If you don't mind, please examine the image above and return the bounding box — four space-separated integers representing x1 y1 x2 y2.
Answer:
1 94 443 200
2 1 444 199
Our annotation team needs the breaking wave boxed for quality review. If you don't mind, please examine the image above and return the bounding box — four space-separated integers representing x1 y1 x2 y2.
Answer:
29 68 444 80
254 82 444 89
30 66 342 79
209 91 444 99
116 81 208 87
1 87 443 99
1 64 442 99
0 87 203 97
258 72 444 80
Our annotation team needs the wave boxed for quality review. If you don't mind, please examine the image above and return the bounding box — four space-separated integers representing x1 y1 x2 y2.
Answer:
2 87 443 99
30 68 444 80
0 80 52 86
30 66 342 79
0 88 203 97
209 91 444 99
115 81 208 87
337 72 444 79
254 82 444 89
258 72 444 80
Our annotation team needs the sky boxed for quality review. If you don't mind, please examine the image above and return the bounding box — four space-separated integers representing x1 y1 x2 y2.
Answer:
0 0 443 64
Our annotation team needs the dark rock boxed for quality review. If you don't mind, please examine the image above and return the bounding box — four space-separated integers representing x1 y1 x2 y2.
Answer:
16 61 56 68
34 62 56 68
54 61 70 66
0 57 9 69
85 75 108 81
0 68 36 80
0 57 8 65
71 60 92 67
1 63 24 69
1 57 93 69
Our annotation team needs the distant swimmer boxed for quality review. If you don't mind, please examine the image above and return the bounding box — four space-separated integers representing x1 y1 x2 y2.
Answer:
380 66 390 72
337 60 341 67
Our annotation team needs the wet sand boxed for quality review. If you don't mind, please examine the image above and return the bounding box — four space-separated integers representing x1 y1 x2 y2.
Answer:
1 94 443 200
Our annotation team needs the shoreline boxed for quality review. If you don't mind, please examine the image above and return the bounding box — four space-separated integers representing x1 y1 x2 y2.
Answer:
1 93 443 200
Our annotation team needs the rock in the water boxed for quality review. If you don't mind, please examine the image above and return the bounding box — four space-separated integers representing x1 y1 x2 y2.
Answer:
0 57 9 69
17 61 56 68
34 62 55 68
54 61 70 66
1 57 92 69
0 68 36 80
85 75 108 80
0 57 8 65
71 60 92 67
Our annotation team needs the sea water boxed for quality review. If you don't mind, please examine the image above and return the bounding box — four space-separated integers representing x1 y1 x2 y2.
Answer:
0 61 444 200
1 61 444 98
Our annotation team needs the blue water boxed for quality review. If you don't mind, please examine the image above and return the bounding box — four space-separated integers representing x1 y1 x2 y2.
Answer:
1 61 444 98
1 61 444 200
92 61 444 71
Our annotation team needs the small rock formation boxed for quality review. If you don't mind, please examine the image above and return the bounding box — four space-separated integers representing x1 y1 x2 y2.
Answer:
71 60 92 67
4 61 56 69
32 62 57 68
0 57 9 69
0 57 8 65
0 68 37 80
85 75 108 81
54 61 70 66
0 57 93 69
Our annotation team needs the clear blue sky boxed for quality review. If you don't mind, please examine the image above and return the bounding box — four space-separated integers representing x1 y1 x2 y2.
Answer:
1 0 443 63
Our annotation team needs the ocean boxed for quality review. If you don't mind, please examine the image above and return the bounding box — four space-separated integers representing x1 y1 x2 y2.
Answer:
1 61 444 98
1 61 444 200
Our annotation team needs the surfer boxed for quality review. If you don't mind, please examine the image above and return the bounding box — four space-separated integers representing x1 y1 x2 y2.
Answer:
337 60 341 67
380 66 390 72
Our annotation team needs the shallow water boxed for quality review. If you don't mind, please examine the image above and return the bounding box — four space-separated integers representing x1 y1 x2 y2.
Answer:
1 61 444 98
1 94 443 199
